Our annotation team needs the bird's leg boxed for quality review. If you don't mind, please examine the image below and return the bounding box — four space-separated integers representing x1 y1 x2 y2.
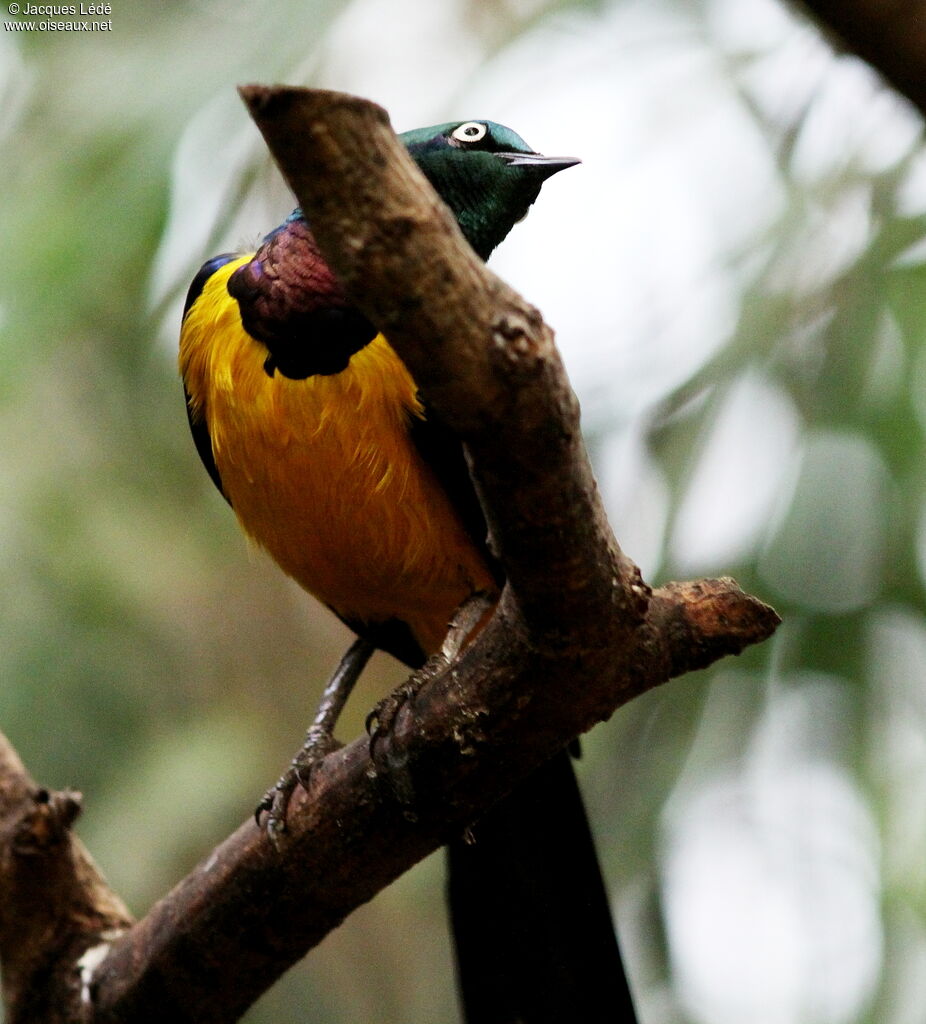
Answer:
366 592 495 809
368 592 494 749
443 589 496 662
300 636 376 756
257 636 375 843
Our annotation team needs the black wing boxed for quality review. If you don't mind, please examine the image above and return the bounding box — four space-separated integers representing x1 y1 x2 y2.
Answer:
407 401 504 589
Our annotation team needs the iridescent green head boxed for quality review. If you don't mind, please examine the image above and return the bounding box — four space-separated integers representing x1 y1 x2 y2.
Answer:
400 120 579 261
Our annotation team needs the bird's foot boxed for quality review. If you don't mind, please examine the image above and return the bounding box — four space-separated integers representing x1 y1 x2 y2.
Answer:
367 590 495 752
256 726 343 847
366 673 427 753
443 590 495 661
364 671 430 812
256 638 373 847
366 592 495 804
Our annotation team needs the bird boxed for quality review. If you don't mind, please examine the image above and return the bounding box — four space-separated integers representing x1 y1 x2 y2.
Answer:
179 118 637 1023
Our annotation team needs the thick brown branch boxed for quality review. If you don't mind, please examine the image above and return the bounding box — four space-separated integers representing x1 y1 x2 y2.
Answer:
87 580 775 1024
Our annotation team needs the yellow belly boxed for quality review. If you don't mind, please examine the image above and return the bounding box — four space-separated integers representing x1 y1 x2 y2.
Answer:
179 258 496 656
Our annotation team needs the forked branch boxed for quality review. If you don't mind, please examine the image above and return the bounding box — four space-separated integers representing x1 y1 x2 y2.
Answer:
0 88 778 1024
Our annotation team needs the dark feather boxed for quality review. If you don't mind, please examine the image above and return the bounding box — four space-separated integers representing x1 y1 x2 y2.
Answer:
407 403 504 588
448 751 637 1023
183 385 227 502
227 214 377 380
183 252 240 317
336 613 427 670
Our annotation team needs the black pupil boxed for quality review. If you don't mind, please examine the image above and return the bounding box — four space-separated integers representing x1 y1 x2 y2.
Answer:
464 126 480 136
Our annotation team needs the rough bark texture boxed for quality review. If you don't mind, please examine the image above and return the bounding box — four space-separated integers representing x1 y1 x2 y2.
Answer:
0 89 783 1023
0 734 133 1024
92 587 776 1024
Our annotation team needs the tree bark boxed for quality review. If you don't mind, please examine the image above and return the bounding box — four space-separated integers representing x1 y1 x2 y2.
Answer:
0 734 132 1024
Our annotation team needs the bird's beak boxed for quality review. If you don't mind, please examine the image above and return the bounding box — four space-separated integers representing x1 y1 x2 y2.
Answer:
497 152 581 179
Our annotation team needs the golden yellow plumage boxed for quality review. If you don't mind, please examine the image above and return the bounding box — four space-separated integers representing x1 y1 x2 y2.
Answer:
179 257 496 656
176 130 629 1024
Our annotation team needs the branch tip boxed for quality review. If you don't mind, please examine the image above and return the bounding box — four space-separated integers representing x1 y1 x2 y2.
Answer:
237 84 389 135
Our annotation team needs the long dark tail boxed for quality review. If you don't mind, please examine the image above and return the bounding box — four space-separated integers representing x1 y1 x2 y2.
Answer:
447 750 638 1024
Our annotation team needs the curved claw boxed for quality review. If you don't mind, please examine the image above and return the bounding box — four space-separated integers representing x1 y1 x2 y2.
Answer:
254 794 270 829
366 594 490 756
366 686 407 760
254 772 298 849
255 732 344 847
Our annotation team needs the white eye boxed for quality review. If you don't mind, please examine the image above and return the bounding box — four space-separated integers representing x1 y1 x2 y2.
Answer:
451 121 488 145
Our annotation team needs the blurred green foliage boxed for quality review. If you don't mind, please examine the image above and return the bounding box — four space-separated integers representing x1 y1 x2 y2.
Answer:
3 0 926 1021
